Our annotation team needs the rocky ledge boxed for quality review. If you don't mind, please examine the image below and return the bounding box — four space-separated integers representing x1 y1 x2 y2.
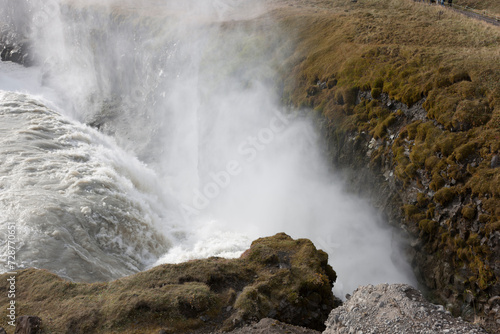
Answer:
0 27 33 66
0 233 338 333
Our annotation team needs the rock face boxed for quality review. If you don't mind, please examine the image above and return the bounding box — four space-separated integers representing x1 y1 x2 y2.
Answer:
0 27 33 66
315 90 500 332
0 233 337 333
15 316 42 334
324 284 488 334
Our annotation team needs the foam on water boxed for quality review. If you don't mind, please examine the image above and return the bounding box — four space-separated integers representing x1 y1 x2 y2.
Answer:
0 90 183 281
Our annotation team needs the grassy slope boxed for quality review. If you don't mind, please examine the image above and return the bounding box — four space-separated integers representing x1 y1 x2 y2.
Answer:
271 0 499 322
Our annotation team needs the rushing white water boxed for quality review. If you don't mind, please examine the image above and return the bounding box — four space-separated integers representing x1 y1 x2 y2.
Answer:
0 0 416 296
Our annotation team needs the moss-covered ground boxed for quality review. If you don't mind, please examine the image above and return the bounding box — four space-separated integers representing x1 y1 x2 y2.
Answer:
0 234 336 333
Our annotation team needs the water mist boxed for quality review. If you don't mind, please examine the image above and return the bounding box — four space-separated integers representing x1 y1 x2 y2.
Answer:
0 0 415 296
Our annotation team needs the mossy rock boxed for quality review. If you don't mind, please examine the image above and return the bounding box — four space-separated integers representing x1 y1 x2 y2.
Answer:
451 100 491 131
433 187 457 206
461 205 476 220
419 219 439 235
0 233 337 333
430 172 446 192
424 155 440 172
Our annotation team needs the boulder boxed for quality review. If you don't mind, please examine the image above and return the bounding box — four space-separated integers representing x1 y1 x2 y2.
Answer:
15 316 42 334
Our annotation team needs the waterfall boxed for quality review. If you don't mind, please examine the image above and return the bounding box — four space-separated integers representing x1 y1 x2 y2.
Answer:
0 0 415 296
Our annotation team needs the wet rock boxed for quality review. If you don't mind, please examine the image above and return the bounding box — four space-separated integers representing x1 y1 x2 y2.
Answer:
324 284 488 334
15 316 42 334
0 27 34 66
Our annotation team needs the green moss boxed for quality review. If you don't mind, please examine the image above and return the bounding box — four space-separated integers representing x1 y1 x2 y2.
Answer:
419 219 438 235
453 142 476 162
416 122 436 142
485 221 500 235
430 172 446 191
426 204 436 219
405 163 418 179
373 77 384 89
425 155 440 172
434 187 456 206
452 100 491 130
406 121 421 140
434 136 459 157
461 205 476 220
466 233 481 247
371 114 395 139
433 74 452 89
410 144 429 167
403 204 419 218
417 192 429 208
342 87 359 106
479 214 491 224
466 168 500 197
273 0 500 309
403 204 425 223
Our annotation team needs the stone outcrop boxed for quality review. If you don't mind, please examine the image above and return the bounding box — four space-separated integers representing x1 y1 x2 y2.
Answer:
15 316 42 334
0 26 33 66
324 284 489 334
0 233 337 333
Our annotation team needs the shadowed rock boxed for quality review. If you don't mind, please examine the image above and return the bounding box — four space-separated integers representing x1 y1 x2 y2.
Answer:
15 316 42 334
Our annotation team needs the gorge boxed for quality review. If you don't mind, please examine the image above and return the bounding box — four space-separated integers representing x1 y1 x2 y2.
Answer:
0 0 499 333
